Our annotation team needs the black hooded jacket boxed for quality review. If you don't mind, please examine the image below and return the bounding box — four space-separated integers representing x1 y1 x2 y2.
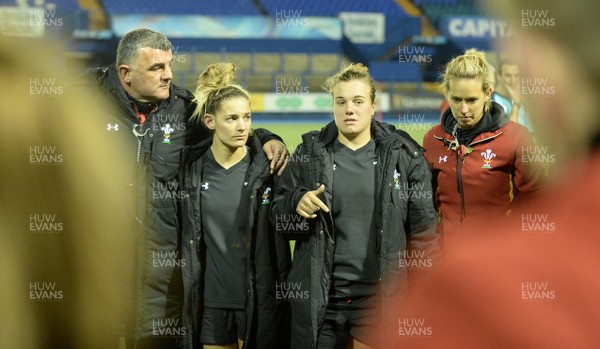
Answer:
178 135 292 349
74 64 282 349
270 120 440 348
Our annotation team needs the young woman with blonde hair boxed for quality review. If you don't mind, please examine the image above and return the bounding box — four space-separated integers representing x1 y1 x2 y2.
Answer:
179 63 291 349
423 49 545 243
271 63 439 348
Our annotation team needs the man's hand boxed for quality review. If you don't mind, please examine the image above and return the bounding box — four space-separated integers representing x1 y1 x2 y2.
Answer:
296 185 330 219
263 140 289 175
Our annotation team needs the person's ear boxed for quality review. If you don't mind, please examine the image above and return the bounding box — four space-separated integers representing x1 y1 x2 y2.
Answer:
371 99 377 117
204 113 216 130
484 86 492 101
118 65 132 84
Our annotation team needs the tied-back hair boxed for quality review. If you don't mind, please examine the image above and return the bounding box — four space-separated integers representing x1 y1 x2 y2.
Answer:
323 63 378 104
442 48 494 112
192 63 250 125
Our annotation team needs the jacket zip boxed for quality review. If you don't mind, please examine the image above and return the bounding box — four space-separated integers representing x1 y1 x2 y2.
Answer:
377 140 396 279
456 154 466 225
437 132 504 225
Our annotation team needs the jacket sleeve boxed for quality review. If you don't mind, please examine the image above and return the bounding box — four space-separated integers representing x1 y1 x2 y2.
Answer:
422 129 441 214
252 127 285 146
270 143 311 241
400 141 441 260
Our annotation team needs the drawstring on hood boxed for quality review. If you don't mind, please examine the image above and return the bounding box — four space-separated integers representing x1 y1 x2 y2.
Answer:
439 101 508 225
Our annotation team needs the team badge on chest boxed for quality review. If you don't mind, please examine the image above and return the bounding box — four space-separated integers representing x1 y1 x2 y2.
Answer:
480 149 496 168
393 169 401 190
161 123 173 144
261 187 271 205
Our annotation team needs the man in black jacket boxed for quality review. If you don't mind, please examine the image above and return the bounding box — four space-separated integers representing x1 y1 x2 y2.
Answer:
76 28 287 349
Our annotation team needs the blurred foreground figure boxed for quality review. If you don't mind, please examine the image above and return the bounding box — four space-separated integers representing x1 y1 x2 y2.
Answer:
381 1 600 347
0 37 135 348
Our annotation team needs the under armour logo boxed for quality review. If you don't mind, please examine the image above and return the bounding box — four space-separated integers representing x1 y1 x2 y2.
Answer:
107 124 119 131
439 156 448 163
201 182 209 190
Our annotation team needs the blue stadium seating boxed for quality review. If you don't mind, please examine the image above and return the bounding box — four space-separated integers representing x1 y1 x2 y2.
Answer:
0 0 80 11
260 0 408 17
0 0 89 35
414 0 479 26
370 61 422 84
100 0 261 15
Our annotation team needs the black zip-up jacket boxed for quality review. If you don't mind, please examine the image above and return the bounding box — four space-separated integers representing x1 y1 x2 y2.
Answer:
74 65 283 349
270 120 440 348
179 135 292 349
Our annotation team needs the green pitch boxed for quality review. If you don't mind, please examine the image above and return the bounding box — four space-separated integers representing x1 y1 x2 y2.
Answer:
253 122 429 151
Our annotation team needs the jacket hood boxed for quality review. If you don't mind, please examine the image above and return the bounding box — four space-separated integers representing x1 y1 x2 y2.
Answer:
441 101 508 135
308 119 421 151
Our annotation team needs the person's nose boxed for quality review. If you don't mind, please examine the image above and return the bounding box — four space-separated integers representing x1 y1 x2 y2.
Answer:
345 102 356 115
162 65 173 82
237 118 249 132
460 102 469 115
